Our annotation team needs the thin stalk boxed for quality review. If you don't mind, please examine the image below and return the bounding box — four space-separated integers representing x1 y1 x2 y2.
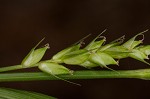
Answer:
0 69 150 82
0 65 38 72
0 60 53 72
0 65 23 72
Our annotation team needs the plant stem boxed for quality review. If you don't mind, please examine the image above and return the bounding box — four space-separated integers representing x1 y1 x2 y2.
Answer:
0 60 55 72
0 69 150 82
0 64 41 72
0 65 23 72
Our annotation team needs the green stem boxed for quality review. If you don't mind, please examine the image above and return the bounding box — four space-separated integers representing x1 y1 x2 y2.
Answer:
0 65 23 72
0 65 39 72
0 60 60 72
0 69 150 82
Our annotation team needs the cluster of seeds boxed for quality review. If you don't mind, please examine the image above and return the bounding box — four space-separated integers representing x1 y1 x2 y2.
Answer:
21 29 150 76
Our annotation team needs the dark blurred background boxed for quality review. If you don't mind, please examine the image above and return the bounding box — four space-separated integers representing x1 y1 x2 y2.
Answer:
0 0 150 99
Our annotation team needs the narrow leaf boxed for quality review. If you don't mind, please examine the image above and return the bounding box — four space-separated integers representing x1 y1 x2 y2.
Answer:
0 87 56 99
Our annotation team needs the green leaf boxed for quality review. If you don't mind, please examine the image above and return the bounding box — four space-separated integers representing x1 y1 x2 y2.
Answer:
130 41 142 49
62 49 90 65
0 87 56 99
85 29 106 50
96 51 118 65
80 51 118 69
104 46 130 59
38 62 81 86
85 40 105 50
52 44 80 63
98 42 119 51
137 45 150 56
21 38 49 67
52 34 91 63
129 49 150 65
39 62 72 75
89 52 117 68
122 30 148 49
80 60 98 68
98 35 125 51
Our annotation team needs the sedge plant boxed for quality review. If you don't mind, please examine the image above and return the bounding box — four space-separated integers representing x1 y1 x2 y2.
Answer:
1 29 150 98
